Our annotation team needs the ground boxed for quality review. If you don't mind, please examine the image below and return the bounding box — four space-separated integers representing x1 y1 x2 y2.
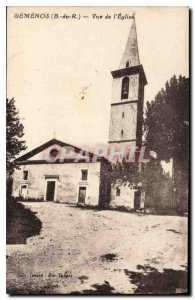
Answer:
6 202 188 295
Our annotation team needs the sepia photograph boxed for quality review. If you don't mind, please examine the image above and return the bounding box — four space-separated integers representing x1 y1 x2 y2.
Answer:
6 6 189 295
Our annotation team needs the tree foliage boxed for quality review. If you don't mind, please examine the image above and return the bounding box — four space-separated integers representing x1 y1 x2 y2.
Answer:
109 158 168 193
144 75 189 211
6 98 27 174
144 75 189 168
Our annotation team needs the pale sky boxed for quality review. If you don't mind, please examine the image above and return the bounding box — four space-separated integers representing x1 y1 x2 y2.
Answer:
7 6 189 153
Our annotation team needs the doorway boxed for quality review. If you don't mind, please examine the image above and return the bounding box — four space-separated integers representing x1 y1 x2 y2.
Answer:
46 181 56 201
21 185 27 199
78 187 86 204
134 190 141 209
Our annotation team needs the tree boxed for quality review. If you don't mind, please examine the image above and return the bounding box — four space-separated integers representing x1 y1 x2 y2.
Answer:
144 75 189 162
6 98 27 175
144 75 189 211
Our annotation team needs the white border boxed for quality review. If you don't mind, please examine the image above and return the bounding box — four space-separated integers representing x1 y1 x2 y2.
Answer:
1 0 193 6
1 1 193 299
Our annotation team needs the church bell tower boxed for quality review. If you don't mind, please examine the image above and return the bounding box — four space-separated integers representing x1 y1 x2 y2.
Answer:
108 16 147 149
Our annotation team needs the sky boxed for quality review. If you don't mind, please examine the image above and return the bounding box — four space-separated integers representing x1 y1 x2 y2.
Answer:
7 6 189 153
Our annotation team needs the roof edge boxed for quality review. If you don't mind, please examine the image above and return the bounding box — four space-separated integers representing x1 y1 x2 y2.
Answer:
15 138 97 162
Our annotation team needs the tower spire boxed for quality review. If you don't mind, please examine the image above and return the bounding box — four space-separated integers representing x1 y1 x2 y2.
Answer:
108 14 147 147
119 16 140 69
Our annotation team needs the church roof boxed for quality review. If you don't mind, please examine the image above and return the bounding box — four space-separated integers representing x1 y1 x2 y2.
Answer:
119 17 140 69
15 138 107 164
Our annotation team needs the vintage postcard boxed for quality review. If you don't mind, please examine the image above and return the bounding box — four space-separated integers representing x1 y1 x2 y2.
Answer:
6 6 189 295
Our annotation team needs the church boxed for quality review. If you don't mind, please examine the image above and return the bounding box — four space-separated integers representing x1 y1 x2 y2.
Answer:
12 17 147 209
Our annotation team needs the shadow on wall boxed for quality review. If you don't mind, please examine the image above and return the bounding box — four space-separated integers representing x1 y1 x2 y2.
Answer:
14 197 44 202
6 199 42 244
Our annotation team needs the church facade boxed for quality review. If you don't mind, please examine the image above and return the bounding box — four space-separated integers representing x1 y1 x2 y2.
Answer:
12 17 147 209
12 139 110 206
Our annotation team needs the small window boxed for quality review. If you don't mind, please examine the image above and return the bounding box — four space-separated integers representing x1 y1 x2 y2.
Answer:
23 170 28 180
81 170 88 181
116 188 120 196
121 77 129 99
121 130 124 136
126 61 130 68
50 148 59 158
122 112 125 118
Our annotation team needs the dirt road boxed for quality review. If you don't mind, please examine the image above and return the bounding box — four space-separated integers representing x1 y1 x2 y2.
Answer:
6 202 188 294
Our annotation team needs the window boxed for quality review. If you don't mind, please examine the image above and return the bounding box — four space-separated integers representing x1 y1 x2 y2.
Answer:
122 112 125 118
81 170 88 181
23 170 28 180
121 77 129 99
50 148 59 158
126 61 130 67
116 188 120 196
121 130 124 136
